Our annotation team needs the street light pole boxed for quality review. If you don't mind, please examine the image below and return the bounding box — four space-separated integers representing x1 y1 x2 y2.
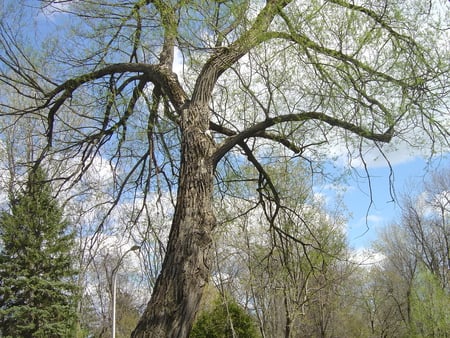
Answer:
112 245 140 338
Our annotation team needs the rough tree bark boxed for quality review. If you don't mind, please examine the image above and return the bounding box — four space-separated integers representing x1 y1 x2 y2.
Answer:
132 2 293 336
131 101 216 337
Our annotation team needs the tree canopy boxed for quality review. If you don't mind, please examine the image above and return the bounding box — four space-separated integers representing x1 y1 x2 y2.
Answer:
0 0 448 336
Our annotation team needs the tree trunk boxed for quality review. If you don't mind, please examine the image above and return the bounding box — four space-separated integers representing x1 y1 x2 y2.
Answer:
132 102 216 337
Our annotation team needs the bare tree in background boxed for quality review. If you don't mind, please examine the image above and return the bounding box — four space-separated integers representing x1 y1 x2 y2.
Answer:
397 167 450 289
212 162 350 337
371 166 450 336
0 0 449 336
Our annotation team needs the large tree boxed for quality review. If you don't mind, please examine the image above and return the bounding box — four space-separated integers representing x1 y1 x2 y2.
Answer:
0 0 448 336
0 167 78 337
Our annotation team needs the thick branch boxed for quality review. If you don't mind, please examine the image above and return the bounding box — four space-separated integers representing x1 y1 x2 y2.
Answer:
46 63 187 110
210 121 303 154
211 112 394 165
148 0 180 67
43 63 187 146
191 0 293 104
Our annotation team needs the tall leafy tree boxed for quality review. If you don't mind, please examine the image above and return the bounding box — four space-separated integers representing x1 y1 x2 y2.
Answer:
0 167 78 337
0 1 449 336
409 267 450 337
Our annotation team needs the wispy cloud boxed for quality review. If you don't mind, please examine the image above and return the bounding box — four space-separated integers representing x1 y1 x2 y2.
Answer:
350 248 385 266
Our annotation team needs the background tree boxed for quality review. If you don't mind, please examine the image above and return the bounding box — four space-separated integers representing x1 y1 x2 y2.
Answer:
409 267 450 337
358 260 410 337
359 165 450 337
0 0 448 336
212 161 351 338
0 166 79 337
399 169 450 289
373 223 418 332
0 111 167 337
80 244 148 337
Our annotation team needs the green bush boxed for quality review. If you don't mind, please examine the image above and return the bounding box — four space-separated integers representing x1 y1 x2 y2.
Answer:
190 297 260 338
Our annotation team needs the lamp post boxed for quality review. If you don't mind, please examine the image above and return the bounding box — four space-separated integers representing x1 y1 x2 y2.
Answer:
112 245 140 338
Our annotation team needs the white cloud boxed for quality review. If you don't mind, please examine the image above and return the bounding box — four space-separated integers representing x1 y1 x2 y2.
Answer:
39 0 76 18
320 134 432 170
365 214 384 225
350 248 385 266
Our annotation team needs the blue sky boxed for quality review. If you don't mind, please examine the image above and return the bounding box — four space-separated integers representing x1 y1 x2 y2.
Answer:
343 156 448 249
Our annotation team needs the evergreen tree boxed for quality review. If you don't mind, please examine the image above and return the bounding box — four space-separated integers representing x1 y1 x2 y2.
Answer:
0 167 79 338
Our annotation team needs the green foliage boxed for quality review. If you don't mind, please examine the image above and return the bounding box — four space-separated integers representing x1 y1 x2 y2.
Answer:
114 291 141 338
190 296 260 338
409 267 450 337
0 167 79 338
